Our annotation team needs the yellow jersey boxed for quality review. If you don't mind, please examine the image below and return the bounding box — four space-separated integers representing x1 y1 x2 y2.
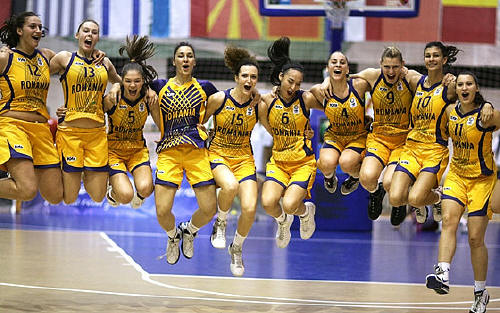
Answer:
0 48 50 119
209 89 257 157
323 80 366 137
407 76 451 146
448 102 495 178
268 90 313 161
107 89 148 150
151 77 217 152
371 72 412 137
60 53 108 123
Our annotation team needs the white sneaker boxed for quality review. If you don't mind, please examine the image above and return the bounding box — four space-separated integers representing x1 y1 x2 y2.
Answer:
433 186 443 222
106 185 119 207
165 230 181 265
178 222 196 259
130 193 145 209
210 218 227 249
228 243 244 277
299 202 316 239
414 206 427 223
276 214 294 248
470 289 489 313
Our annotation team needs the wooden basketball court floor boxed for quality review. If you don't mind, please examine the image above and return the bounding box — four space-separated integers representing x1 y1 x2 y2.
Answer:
1 211 500 312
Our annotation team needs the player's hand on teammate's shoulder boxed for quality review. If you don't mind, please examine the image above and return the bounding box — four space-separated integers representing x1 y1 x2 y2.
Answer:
480 102 494 124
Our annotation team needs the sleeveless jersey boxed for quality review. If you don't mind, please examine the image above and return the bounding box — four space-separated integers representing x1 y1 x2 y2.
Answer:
107 90 149 150
60 53 108 123
209 89 257 157
323 80 366 136
151 77 217 152
448 103 495 178
371 72 412 137
268 90 313 161
0 48 50 119
407 76 451 146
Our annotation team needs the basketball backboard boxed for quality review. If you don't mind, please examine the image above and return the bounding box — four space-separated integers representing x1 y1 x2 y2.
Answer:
259 0 420 17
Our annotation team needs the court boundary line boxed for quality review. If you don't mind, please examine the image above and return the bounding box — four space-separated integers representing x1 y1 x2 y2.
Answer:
97 232 499 309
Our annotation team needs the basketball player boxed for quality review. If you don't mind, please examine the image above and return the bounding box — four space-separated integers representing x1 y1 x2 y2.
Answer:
426 72 497 313
203 45 259 276
104 35 157 209
50 19 121 204
0 12 63 204
313 51 371 198
259 37 322 249
352 47 413 226
150 42 218 265
389 42 460 223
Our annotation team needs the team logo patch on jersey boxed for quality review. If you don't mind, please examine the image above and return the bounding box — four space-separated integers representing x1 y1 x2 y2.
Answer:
111 163 120 168
450 115 458 121
266 170 275 174
329 102 338 108
139 103 145 112
95 65 101 68
157 170 165 174
14 144 24 149
119 105 127 109
166 92 175 97
434 87 442 96
37 57 43 66
416 91 424 97
379 87 388 92
443 186 452 191
17 57 26 62
75 61 84 66
350 98 357 107
66 156 77 162
225 106 235 111
212 158 223 163
397 82 403 91
246 107 253 116
275 105 283 110
293 105 300 114
400 160 409 165
467 116 475 125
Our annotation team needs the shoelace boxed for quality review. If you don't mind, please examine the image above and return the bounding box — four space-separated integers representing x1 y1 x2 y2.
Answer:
231 246 243 267
472 293 485 311
215 220 226 238
278 217 288 240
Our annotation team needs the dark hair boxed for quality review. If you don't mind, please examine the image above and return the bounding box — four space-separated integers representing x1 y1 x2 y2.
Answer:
457 71 486 107
118 35 158 88
224 45 259 76
173 41 195 58
0 11 46 48
77 19 99 33
380 46 403 63
267 36 304 86
424 41 460 65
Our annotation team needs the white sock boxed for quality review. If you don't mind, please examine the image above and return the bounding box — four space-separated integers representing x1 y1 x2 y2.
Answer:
217 209 229 221
187 220 200 234
438 262 450 281
166 228 177 239
233 231 246 247
276 212 286 223
474 281 486 292
324 172 333 179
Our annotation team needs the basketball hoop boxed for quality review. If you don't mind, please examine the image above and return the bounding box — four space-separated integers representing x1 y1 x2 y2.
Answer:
323 0 351 29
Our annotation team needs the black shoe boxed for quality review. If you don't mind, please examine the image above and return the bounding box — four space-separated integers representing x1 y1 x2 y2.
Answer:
324 175 338 193
390 205 407 226
340 176 359 195
368 182 385 220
